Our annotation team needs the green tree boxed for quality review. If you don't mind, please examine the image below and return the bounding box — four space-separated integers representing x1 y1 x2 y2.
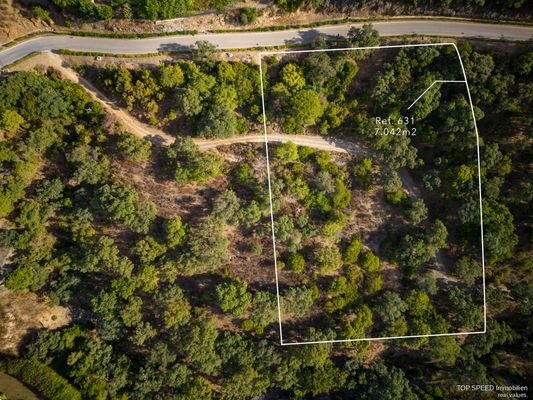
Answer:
134 236 167 264
355 362 418 400
239 7 258 24
300 360 347 397
96 4 113 20
454 256 482 285
32 6 52 23
120 296 143 327
182 217 229 273
340 304 373 339
195 105 239 138
287 252 306 272
274 215 294 241
167 138 223 185
375 291 407 324
406 199 428 225
448 286 483 329
156 285 191 329
159 63 185 89
292 328 333 367
164 216 188 247
348 24 380 48
360 251 380 272
315 245 343 274
213 189 241 223
353 158 373 190
483 200 518 263
130 201 156 234
343 236 362 264
274 141 299 163
177 377 213 400
282 286 314 318
244 291 277 334
116 132 152 161
180 313 221 375
406 290 432 318
0 109 25 132
191 40 218 64
215 278 252 316
280 63 306 93
283 89 323 134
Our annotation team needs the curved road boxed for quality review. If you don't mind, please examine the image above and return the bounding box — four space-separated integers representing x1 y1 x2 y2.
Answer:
1 20 533 67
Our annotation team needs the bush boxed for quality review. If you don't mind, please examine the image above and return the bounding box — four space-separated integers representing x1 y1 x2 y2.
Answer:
240 8 258 25
315 246 343 274
215 278 252 316
6 358 81 400
287 252 306 272
116 132 152 161
385 189 408 206
164 216 188 247
32 6 52 23
96 4 114 20
274 215 294 241
360 251 380 272
274 142 299 163
343 236 362 264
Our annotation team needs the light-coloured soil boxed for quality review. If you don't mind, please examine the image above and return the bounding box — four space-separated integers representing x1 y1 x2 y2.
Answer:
155 5 349 34
0 286 71 357
0 0 51 44
0 372 39 400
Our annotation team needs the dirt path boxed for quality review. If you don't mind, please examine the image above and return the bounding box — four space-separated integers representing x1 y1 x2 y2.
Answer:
43 52 374 156
0 286 71 356
44 52 176 145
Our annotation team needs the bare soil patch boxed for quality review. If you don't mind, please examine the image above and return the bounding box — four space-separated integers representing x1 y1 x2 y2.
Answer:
0 0 50 43
0 286 71 356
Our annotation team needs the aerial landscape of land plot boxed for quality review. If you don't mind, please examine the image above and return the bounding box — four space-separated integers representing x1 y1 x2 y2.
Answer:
0 0 532 398
260 44 485 344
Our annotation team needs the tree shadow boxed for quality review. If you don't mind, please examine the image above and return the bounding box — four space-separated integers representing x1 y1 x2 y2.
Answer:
158 43 189 53
283 29 342 46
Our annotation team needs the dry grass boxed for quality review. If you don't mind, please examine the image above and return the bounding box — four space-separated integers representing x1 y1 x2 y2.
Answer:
0 286 71 357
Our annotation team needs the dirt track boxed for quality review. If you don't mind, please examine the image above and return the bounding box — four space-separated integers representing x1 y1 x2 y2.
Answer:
43 52 375 156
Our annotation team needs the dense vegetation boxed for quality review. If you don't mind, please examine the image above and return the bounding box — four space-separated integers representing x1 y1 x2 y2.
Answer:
81 47 260 137
37 0 531 24
50 0 238 20
273 0 531 16
0 33 531 399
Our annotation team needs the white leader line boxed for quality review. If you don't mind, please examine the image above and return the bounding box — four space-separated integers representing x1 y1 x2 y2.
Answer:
407 80 466 110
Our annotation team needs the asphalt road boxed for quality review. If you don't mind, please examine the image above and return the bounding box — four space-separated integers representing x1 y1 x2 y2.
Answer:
1 20 533 67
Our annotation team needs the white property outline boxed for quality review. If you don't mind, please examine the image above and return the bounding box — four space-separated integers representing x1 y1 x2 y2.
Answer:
259 42 486 346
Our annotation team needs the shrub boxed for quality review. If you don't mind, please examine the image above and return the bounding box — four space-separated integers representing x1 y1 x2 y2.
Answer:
385 189 408 206
6 358 81 400
315 246 343 274
116 132 152 161
216 278 252 316
360 251 380 272
32 6 52 23
96 4 114 20
240 7 258 25
274 141 299 163
287 252 306 272
343 236 362 264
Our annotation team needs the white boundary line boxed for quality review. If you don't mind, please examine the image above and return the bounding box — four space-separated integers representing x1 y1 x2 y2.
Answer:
258 42 486 346
259 58 285 344
407 80 466 110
